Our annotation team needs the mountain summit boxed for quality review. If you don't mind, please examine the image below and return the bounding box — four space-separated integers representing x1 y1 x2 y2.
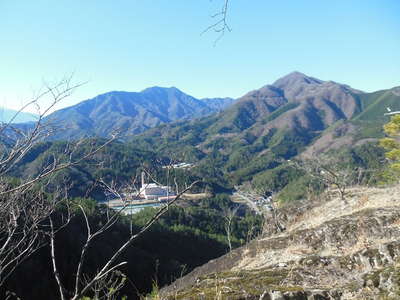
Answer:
138 72 400 176
206 72 363 135
273 71 323 88
44 87 234 139
30 72 400 150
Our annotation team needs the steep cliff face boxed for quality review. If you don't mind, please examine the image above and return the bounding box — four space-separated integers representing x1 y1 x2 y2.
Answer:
160 185 400 299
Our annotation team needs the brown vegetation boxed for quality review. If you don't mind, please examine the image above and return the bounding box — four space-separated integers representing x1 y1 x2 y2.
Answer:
160 185 400 299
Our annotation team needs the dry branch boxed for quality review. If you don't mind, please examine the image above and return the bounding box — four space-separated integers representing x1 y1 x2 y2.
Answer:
203 0 231 45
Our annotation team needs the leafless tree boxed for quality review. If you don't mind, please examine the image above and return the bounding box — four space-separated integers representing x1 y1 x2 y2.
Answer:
0 183 53 286
86 270 127 300
0 77 117 292
49 173 198 300
293 156 355 201
236 186 285 236
222 206 239 252
260 195 286 235
1 81 199 298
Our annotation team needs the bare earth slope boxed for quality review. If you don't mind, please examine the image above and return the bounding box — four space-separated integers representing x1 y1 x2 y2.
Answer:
161 185 400 299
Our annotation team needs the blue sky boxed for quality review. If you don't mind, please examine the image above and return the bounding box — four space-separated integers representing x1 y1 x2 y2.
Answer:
0 0 399 112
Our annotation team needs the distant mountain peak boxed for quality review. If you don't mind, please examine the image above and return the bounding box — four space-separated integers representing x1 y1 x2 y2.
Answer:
141 86 184 94
273 71 324 88
285 71 309 78
0 107 38 123
40 86 235 139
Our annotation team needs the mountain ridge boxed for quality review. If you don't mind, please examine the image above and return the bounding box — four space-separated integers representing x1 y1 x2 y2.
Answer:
43 86 234 139
0 107 38 123
132 72 399 193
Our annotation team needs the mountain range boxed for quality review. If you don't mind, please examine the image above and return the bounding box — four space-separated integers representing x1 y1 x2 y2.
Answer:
9 72 400 195
143 71 399 144
19 72 399 147
0 107 38 123
44 87 234 139
129 72 399 194
5 71 400 201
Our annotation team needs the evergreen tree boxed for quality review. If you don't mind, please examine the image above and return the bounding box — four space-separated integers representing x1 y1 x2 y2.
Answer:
380 115 400 172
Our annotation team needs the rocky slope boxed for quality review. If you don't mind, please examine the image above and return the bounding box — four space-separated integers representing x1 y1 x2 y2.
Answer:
160 185 400 299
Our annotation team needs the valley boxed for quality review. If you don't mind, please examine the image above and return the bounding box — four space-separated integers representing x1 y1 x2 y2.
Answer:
1 72 400 300
2 2 398 299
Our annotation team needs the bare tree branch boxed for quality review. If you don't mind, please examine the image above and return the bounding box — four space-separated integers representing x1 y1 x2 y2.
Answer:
223 206 239 252
71 180 199 300
0 77 119 294
49 217 66 300
202 0 231 46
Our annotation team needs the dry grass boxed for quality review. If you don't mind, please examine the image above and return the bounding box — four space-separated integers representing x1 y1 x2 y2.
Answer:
163 184 400 299
286 185 400 233
235 184 400 271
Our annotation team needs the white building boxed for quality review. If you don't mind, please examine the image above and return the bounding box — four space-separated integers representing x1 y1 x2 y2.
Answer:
139 172 176 201
162 162 193 169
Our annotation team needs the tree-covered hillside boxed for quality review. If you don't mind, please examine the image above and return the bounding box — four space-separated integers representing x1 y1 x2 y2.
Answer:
130 73 398 200
41 87 234 140
2 195 262 300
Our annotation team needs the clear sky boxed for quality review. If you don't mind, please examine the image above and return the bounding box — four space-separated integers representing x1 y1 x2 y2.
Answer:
0 0 399 113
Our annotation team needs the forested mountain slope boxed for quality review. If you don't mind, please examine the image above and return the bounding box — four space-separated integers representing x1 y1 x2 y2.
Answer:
8 72 398 198
43 87 234 139
133 72 398 195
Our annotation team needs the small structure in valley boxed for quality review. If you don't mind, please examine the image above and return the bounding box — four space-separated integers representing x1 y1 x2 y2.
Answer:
139 172 176 202
103 172 176 215
384 107 400 116
162 162 194 169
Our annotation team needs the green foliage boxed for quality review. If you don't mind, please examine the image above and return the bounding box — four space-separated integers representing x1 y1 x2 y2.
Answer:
11 139 158 199
353 90 400 121
352 120 385 140
347 143 386 170
232 105 256 131
263 102 299 123
277 175 324 202
380 115 400 176
150 197 263 246
252 165 303 193
251 141 388 202
199 193 233 210
268 128 313 158
146 281 161 299
383 115 400 136
225 147 253 172
208 103 255 134
69 197 98 215
7 195 259 299
122 86 400 197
